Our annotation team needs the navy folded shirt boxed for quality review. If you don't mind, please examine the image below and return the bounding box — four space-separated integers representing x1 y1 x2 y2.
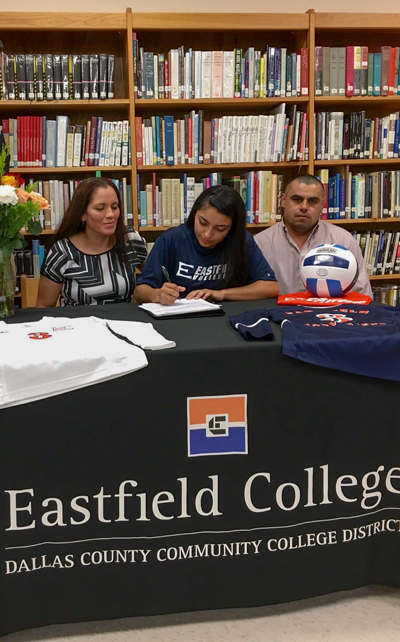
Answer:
229 309 275 341
267 304 400 381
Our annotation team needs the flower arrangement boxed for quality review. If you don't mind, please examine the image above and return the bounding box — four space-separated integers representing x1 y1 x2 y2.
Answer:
0 144 50 317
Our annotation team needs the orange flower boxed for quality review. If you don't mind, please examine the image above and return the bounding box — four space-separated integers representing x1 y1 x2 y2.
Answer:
1 174 18 187
15 187 30 204
29 191 51 210
14 187 51 210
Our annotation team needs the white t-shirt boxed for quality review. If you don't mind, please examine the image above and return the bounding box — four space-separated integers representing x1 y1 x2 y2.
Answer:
0 316 175 409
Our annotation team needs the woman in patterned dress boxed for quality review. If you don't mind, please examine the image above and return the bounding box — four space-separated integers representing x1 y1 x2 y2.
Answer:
37 177 147 307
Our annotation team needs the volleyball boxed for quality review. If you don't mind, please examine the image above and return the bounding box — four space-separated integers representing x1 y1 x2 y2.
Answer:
300 244 359 298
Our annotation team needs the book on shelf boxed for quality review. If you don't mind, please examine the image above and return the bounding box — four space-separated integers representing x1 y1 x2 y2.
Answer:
132 37 309 100
135 105 308 167
316 169 400 220
350 229 400 276
138 170 284 228
0 52 115 101
315 45 400 97
372 283 399 306
18 177 133 230
314 110 400 160
1 117 130 168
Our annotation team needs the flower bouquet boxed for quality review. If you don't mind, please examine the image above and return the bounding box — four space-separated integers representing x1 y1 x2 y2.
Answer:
0 144 50 318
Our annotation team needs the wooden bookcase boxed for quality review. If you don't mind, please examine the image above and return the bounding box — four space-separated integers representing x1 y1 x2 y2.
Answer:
129 11 311 243
314 13 400 284
1 9 400 288
0 11 133 211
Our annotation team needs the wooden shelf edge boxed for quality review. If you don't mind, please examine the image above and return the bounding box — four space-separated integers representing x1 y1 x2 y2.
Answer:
10 167 132 174
130 13 309 31
315 159 400 166
315 13 400 30
0 99 130 109
135 97 309 109
21 230 54 235
315 96 400 104
137 162 308 172
328 217 400 225
0 12 126 30
369 274 400 281
139 218 400 232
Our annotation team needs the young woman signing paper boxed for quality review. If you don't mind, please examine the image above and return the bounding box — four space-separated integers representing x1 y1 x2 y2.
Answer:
134 185 279 305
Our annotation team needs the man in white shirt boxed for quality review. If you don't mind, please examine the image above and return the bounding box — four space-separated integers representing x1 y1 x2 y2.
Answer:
254 174 373 297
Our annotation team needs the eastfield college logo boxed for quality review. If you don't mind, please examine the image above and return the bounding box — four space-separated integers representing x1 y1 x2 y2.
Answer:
187 394 248 457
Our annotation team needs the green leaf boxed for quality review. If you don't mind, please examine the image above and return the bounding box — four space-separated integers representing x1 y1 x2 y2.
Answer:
26 181 38 194
28 220 43 235
1 238 25 258
0 144 11 179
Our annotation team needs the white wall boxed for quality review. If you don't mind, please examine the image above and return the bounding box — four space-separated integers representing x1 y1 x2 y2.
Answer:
10 0 397 13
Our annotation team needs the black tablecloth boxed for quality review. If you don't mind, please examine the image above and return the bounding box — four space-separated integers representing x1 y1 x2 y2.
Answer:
0 301 399 637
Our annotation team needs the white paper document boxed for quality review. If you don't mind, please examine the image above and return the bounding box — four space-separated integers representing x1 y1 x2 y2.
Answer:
139 298 222 318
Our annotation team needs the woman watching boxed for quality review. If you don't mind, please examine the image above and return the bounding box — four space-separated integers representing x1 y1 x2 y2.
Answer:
134 185 279 305
37 177 147 307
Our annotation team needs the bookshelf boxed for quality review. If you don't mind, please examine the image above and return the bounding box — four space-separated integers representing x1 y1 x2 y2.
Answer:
314 13 400 286
129 11 312 238
1 10 400 288
0 11 133 236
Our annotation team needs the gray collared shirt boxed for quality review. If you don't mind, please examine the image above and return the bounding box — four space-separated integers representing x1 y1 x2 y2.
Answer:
254 220 373 297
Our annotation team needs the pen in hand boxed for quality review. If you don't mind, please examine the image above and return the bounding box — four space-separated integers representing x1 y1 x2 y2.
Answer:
160 265 186 305
161 265 171 283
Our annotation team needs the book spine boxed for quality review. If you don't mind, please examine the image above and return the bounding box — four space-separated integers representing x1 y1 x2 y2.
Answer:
234 48 242 98
361 46 368 96
122 120 129 166
346 46 354 97
107 54 115 99
315 46 323 96
367 53 374 96
322 47 330 96
301 48 309 96
380 46 391 96
389 47 396 96
89 54 99 100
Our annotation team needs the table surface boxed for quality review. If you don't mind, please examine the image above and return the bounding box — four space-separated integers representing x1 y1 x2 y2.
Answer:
1 299 399 638
8 299 283 354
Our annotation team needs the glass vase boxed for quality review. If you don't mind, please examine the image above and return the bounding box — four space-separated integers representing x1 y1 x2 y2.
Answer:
0 250 15 319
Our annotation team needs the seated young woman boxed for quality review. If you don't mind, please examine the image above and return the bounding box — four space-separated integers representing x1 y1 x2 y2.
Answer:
134 185 279 305
37 177 147 307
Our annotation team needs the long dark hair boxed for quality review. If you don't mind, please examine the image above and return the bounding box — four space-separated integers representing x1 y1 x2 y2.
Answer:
186 185 248 288
48 177 128 264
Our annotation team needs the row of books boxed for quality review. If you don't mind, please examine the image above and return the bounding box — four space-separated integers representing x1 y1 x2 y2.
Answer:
135 105 308 167
137 171 283 227
23 177 133 230
352 230 400 275
1 117 130 168
14 243 45 279
0 52 115 101
314 111 400 161
315 46 400 97
316 170 400 220
372 284 399 306
133 37 309 100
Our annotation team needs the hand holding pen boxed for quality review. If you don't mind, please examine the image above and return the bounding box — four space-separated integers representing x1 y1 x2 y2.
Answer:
159 265 186 305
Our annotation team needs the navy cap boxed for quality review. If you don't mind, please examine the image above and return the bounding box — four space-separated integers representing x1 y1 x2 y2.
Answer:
229 309 275 341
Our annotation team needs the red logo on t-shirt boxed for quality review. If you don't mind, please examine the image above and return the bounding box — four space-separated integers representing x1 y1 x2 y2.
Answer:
28 332 52 340
316 313 353 325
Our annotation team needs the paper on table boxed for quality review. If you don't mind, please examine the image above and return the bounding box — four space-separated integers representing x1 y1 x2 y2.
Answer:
139 298 221 317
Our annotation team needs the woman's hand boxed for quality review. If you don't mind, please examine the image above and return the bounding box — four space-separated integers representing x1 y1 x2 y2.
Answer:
159 282 186 305
186 289 225 302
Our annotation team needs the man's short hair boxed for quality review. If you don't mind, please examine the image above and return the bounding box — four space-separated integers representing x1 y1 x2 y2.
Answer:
284 174 325 197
